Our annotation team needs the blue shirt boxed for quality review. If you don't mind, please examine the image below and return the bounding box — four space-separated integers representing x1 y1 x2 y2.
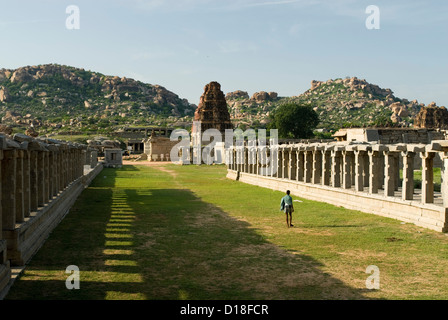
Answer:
280 195 293 211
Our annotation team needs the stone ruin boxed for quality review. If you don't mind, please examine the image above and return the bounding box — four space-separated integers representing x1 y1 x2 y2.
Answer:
413 102 448 129
0 133 103 297
192 81 233 135
226 139 448 233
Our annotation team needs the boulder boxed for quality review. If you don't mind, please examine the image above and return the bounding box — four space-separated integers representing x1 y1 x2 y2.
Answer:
0 87 11 102
225 90 249 100
13 133 33 142
414 104 448 129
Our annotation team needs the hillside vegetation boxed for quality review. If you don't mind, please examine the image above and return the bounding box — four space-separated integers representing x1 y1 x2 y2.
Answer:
0 64 195 135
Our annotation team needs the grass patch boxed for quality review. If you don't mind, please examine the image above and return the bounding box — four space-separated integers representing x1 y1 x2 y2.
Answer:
5 164 448 300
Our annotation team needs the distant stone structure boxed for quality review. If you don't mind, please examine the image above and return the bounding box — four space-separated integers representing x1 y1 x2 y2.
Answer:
332 128 446 144
192 81 233 136
189 82 233 164
114 127 174 155
414 103 448 129
104 149 123 168
144 131 178 162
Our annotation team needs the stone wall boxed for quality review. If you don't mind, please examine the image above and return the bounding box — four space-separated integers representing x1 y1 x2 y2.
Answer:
226 140 448 233
0 133 102 297
144 137 178 162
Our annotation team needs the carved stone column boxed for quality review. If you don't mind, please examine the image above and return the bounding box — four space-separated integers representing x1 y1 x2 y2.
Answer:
44 151 50 203
29 151 39 212
276 148 283 179
304 150 313 183
15 150 25 223
331 149 342 188
421 151 435 204
368 150 380 194
384 150 396 197
342 150 354 189
37 151 45 207
401 151 416 200
312 147 322 184
282 148 289 179
296 150 304 182
321 148 331 186
440 150 448 208
22 150 31 217
2 149 17 230
289 149 296 180
354 150 366 192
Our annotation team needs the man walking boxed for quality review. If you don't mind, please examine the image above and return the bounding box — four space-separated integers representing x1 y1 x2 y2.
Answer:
280 190 294 228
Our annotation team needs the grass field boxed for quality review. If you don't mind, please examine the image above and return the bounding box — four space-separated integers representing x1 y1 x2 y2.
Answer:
5 163 448 300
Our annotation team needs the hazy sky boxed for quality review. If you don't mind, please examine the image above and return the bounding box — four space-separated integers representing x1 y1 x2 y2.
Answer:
1 0 447 107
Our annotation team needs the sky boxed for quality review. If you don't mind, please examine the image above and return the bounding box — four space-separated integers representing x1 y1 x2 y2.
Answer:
0 0 447 107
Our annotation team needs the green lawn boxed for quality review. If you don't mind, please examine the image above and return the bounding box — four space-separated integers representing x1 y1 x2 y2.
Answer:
5 164 448 300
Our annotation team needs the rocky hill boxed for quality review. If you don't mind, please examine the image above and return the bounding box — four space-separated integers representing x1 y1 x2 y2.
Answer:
0 64 195 135
1 66 444 138
226 77 433 131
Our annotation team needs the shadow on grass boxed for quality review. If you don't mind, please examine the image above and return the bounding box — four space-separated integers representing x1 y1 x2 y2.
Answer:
5 165 369 300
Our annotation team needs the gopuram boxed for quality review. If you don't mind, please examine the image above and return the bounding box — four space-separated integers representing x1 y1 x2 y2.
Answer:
190 82 233 164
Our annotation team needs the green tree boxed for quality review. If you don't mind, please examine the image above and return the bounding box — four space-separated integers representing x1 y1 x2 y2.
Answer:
268 103 319 139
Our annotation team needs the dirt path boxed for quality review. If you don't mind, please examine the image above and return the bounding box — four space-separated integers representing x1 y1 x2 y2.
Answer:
122 160 178 178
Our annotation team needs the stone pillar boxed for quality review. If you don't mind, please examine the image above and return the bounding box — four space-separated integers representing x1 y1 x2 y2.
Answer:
44 151 50 203
237 147 242 172
283 148 289 179
22 150 31 217
384 150 396 197
52 151 59 197
296 150 304 182
80 149 85 176
342 150 354 189
247 147 252 174
440 152 448 208
48 151 55 200
58 147 65 191
401 151 415 200
421 152 435 204
37 151 45 207
304 151 313 183
2 149 17 230
15 150 25 223
331 149 342 188
255 148 260 175
276 149 283 179
377 153 385 190
261 147 268 176
354 150 366 192
312 148 322 184
394 155 400 191
29 151 39 212
321 149 331 186
91 150 98 169
289 149 296 180
368 150 380 194
363 153 370 188
85 148 92 166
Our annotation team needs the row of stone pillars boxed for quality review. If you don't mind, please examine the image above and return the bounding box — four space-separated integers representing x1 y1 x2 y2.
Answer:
0 134 99 294
226 142 448 207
